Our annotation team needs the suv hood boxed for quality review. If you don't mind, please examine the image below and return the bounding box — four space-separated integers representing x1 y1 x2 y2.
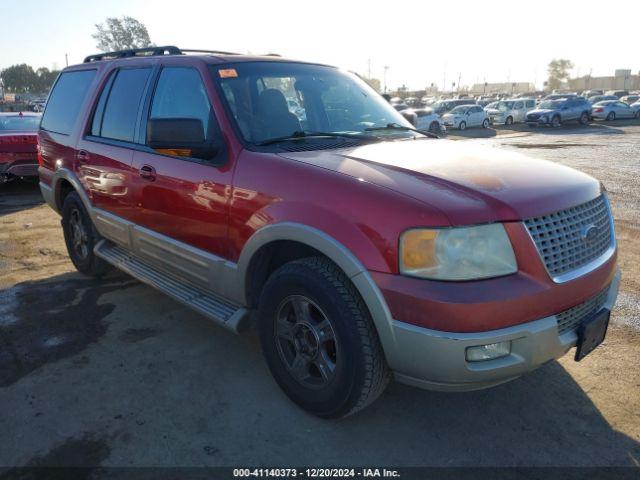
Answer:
528 108 558 115
278 139 600 225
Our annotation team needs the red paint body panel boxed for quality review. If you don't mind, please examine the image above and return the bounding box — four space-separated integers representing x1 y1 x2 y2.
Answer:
0 131 39 177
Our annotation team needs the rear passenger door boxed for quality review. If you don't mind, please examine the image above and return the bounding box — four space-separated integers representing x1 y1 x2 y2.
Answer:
130 65 232 271
512 101 525 121
77 67 153 223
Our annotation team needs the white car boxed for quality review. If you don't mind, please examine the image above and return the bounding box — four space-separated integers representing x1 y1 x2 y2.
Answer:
486 98 536 125
412 107 445 134
442 104 490 130
591 100 640 120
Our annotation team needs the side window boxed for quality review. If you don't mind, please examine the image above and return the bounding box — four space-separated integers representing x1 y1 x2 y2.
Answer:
526 100 535 108
514 101 524 109
93 68 151 142
41 70 96 135
150 67 212 134
147 67 220 161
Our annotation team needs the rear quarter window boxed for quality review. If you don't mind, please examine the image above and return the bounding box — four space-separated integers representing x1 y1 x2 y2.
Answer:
41 70 96 135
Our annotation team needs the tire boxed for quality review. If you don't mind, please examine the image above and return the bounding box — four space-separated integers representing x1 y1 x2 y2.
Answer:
258 257 390 418
606 112 615 121
551 115 561 128
61 191 112 277
579 112 589 125
505 116 513 125
482 118 489 128
459 121 466 130
428 121 440 135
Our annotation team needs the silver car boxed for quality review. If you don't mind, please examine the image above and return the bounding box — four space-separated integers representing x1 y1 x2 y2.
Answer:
591 100 640 121
486 98 536 125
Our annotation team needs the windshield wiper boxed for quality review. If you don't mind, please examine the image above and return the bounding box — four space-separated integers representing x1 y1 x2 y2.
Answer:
255 130 379 146
365 122 439 138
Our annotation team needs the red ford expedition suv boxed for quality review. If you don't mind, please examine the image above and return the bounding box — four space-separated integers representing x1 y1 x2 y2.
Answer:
38 47 620 418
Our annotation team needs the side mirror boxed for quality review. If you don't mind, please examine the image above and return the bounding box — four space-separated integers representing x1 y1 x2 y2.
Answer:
147 118 221 160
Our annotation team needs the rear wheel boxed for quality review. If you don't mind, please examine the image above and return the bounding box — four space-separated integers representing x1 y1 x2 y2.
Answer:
459 121 466 130
551 115 561 127
258 257 390 418
61 191 111 277
606 112 615 121
482 118 490 128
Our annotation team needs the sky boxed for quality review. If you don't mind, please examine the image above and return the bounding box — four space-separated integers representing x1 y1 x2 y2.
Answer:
1 0 639 91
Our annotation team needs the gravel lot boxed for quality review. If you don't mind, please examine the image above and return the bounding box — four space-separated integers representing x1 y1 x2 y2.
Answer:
0 123 639 469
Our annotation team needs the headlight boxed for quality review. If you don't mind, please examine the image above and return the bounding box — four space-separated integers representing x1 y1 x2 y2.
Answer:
399 224 517 280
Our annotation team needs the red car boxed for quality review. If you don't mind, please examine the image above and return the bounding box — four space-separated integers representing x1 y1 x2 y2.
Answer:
38 47 620 418
0 112 41 183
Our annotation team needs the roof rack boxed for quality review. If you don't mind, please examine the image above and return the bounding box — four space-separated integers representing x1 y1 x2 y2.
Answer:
82 46 281 64
83 45 182 63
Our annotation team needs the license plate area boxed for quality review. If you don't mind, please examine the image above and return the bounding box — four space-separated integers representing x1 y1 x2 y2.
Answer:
575 309 610 361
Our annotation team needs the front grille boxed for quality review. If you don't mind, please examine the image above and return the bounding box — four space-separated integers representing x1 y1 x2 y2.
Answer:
524 195 613 281
556 286 610 335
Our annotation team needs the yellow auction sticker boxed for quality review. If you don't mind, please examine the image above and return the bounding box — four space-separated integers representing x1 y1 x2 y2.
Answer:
219 68 238 78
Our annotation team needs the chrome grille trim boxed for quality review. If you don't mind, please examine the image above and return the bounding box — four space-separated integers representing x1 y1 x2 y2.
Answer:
556 286 610 335
524 195 615 283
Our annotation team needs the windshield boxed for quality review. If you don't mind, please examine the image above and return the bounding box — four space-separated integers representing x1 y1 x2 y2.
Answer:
538 100 562 109
449 106 468 114
494 101 514 111
213 62 414 145
0 115 40 131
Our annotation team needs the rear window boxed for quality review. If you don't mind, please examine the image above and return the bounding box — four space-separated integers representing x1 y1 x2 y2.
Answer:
41 70 96 135
95 68 151 143
0 116 40 131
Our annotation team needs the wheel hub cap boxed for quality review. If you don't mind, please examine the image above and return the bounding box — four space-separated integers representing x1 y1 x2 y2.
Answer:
275 295 338 389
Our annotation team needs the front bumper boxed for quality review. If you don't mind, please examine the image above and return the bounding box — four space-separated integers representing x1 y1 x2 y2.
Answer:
526 117 550 126
389 269 621 391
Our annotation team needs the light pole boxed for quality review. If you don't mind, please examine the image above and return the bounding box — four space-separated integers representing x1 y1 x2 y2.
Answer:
383 66 389 94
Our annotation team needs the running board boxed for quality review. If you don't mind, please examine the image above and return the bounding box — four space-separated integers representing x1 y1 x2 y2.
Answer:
95 240 250 333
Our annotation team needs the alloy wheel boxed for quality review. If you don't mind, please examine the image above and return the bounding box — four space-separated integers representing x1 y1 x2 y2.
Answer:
69 208 89 259
274 295 338 389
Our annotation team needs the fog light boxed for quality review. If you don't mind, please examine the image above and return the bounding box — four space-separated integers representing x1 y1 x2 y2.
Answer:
466 341 511 362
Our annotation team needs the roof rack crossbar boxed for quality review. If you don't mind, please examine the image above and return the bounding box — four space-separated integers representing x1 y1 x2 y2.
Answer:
180 49 242 56
83 45 182 63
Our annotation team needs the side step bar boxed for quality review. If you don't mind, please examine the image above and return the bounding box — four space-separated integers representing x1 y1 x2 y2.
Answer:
95 240 251 333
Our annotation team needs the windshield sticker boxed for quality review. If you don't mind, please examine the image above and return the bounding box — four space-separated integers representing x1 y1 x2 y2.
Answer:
219 68 238 78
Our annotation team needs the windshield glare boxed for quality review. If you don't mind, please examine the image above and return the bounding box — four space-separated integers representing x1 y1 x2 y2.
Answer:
450 106 468 114
0 115 40 131
213 62 414 145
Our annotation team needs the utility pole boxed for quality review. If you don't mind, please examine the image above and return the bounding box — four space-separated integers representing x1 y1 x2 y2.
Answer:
457 72 461 94
367 58 371 79
65 53 68 67
383 66 389 93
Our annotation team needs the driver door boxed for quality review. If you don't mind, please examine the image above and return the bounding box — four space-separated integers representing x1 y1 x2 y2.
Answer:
130 65 233 280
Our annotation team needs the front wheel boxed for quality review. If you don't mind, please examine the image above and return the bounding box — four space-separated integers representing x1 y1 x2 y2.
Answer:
61 191 112 277
505 116 513 125
579 112 589 125
459 121 466 130
258 257 390 418
428 121 441 134
551 115 561 128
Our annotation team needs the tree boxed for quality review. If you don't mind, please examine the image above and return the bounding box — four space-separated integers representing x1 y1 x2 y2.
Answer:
34 67 60 92
547 59 574 91
92 16 153 52
1 64 37 93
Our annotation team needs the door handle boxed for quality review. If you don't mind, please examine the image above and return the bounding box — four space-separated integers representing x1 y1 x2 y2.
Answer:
76 150 90 163
139 164 156 181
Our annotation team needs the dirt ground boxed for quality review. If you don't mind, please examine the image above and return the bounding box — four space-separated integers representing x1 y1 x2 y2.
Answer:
0 123 639 468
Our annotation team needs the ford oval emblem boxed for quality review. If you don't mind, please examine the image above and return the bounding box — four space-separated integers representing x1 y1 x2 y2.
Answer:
581 224 599 243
